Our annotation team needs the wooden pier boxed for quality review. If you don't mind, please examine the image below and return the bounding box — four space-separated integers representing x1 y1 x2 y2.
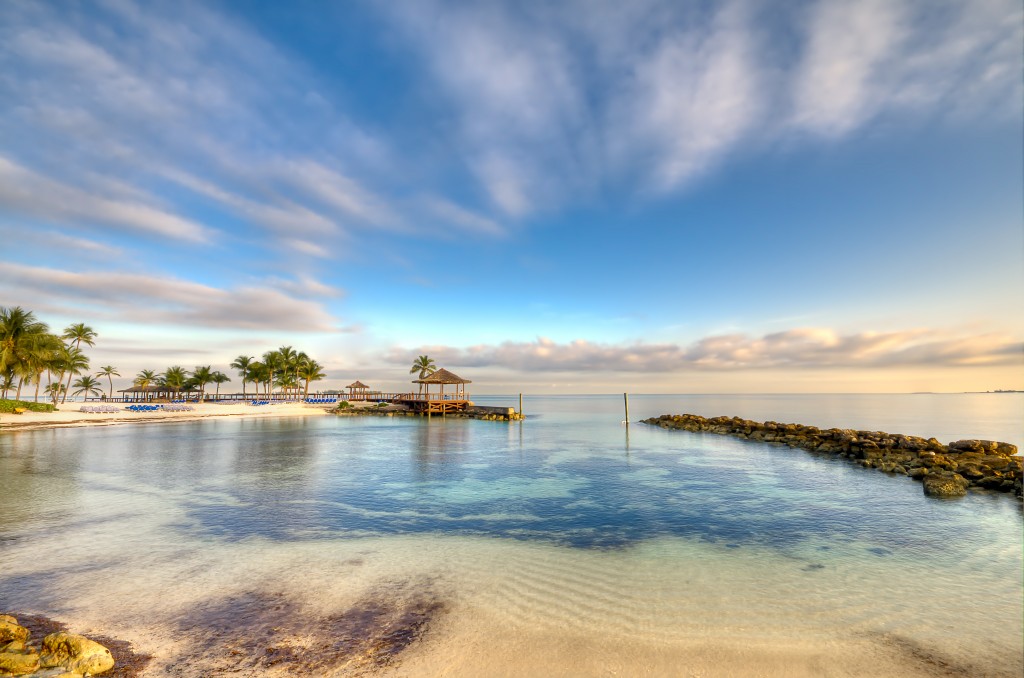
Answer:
345 392 472 413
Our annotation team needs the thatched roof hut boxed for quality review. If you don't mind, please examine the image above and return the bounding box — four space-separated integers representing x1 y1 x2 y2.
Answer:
413 368 471 399
118 385 174 401
346 380 371 398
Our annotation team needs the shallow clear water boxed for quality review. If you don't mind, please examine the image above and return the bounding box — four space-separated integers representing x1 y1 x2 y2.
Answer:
1 394 1021 676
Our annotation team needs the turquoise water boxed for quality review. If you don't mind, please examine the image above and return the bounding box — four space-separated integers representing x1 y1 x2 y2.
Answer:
0 394 1021 676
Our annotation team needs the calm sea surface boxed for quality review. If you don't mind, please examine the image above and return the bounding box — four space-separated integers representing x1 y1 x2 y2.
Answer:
1 394 1021 676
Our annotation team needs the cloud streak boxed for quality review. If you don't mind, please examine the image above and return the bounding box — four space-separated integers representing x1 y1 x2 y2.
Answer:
389 329 1022 373
0 262 344 332
0 156 211 242
389 0 1021 212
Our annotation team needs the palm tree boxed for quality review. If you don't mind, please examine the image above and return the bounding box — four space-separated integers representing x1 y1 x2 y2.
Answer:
96 365 120 400
60 323 97 403
230 355 254 398
292 350 310 399
46 381 66 406
298 359 326 398
276 346 298 399
1 372 15 400
0 307 51 394
248 362 268 396
56 346 90 404
134 369 157 388
262 350 283 398
29 333 62 402
192 365 214 401
410 355 437 395
72 375 103 400
212 371 231 399
160 366 189 400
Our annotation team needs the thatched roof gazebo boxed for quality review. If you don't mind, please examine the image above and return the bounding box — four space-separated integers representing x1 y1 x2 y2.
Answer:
346 381 371 399
413 368 471 400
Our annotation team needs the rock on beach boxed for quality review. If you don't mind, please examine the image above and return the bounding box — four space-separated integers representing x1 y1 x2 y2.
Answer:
0 616 115 677
643 414 1022 500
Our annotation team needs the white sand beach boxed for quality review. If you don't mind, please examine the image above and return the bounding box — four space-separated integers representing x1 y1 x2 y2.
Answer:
0 401 344 432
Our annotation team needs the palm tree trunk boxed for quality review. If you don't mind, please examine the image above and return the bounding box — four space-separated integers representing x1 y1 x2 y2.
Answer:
15 377 23 401
34 375 41 402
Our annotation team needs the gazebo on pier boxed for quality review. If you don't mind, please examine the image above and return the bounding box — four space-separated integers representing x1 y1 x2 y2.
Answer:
404 368 472 413
346 381 371 399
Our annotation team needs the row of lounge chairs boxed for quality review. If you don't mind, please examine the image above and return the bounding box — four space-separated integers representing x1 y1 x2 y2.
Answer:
78 404 195 413
248 400 275 406
79 405 120 413
304 397 338 404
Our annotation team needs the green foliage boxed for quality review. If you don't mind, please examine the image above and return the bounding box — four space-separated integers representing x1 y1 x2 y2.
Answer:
0 399 55 413
337 400 351 409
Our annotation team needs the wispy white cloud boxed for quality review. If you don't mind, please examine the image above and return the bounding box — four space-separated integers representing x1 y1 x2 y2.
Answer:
0 261 344 332
388 0 1021 211
789 0 1022 136
791 0 905 137
0 0 501 267
388 328 1022 372
0 156 211 242
615 1 761 189
420 196 505 237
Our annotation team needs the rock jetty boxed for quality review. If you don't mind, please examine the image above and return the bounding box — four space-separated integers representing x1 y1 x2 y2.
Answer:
643 414 1022 499
0 615 114 676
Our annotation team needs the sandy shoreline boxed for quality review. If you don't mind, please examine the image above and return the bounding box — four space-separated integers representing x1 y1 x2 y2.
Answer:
0 401 342 432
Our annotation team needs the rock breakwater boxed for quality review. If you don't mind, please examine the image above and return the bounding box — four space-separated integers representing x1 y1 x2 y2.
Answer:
643 414 1022 499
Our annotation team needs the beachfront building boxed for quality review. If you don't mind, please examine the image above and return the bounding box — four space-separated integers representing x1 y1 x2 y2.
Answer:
116 385 181 402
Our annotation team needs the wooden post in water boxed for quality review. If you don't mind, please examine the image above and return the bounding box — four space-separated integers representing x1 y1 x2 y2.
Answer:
519 393 523 416
623 392 630 425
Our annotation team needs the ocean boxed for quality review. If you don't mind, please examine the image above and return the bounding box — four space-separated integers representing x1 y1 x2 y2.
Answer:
1 393 1021 676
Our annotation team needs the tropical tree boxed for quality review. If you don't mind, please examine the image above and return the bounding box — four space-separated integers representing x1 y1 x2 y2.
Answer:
0 307 52 396
134 369 157 388
230 355 254 398
1 372 15 400
248 362 269 397
275 346 299 398
191 365 214 401
160 366 189 400
212 371 231 399
262 350 282 397
96 365 120 400
60 323 97 403
28 333 63 402
55 346 90 404
46 381 66 406
298 359 326 398
72 375 103 400
410 355 437 395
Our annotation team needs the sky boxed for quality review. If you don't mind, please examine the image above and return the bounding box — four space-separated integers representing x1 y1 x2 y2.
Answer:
1 0 1022 394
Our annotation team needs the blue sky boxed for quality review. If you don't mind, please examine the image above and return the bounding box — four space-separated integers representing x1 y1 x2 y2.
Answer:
1 0 1021 393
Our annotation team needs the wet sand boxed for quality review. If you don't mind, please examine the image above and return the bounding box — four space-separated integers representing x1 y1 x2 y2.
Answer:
5 535 1017 677
0 401 338 432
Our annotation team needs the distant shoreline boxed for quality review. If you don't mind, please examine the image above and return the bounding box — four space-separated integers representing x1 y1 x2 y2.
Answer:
0 401 333 432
